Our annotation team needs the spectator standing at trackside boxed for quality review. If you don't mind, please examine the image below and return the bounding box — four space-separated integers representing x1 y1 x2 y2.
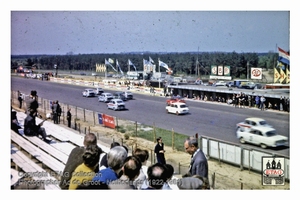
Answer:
67 108 72 128
59 133 101 190
26 90 39 114
183 136 209 182
52 100 58 124
154 137 166 165
18 93 23 109
279 96 284 111
56 100 62 124
255 95 260 108
260 95 266 111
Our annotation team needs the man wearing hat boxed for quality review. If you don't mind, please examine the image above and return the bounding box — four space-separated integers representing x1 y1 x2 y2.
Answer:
26 90 39 114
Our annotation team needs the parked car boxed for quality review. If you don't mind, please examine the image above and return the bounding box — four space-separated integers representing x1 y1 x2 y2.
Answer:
98 92 114 102
166 102 189 115
94 87 104 95
166 96 186 106
123 91 133 100
107 99 126 111
113 92 127 101
213 81 227 87
236 126 288 149
238 82 256 89
236 117 272 130
82 88 96 97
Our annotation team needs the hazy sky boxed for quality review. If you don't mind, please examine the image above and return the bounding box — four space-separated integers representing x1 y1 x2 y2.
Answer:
11 10 290 55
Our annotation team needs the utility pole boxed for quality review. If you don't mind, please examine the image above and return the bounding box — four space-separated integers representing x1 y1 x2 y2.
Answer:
247 61 249 80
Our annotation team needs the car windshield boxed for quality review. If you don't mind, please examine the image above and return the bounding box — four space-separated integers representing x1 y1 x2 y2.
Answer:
179 105 187 108
116 100 123 103
265 131 277 137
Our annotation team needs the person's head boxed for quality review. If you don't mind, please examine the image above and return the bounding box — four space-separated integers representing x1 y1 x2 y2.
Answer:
147 163 167 189
83 133 97 147
133 148 149 164
110 142 120 149
184 136 198 155
82 144 101 170
164 163 174 181
107 146 128 171
30 90 37 97
29 109 37 117
156 137 162 144
122 155 142 181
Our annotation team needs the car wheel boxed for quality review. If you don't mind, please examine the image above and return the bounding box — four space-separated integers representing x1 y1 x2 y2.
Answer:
260 143 267 149
176 111 179 115
166 109 169 114
113 107 116 111
239 137 246 144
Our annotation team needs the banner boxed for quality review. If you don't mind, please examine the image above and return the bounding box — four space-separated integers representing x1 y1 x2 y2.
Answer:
274 68 280 83
102 114 115 129
251 68 262 79
286 68 290 83
223 66 230 76
280 68 286 83
211 65 217 75
218 66 223 76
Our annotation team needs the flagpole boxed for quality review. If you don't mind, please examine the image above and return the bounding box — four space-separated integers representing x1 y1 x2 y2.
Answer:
158 58 160 89
105 58 107 79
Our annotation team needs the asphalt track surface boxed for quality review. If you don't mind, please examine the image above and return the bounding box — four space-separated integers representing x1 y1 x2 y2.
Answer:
11 76 290 157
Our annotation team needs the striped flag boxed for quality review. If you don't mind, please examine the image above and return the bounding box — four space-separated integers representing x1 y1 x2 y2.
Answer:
108 58 114 64
278 47 290 65
149 56 155 64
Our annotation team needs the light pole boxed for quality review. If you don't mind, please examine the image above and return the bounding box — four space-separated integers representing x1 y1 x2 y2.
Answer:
247 61 249 80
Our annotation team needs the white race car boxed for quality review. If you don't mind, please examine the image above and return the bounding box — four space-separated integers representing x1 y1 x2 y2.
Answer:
166 102 189 115
236 126 288 149
107 99 126 111
236 117 272 130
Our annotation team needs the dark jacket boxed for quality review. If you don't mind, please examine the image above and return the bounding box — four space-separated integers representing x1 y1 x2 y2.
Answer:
24 113 40 136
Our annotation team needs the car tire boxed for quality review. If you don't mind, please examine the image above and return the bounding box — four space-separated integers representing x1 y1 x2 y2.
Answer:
239 137 246 144
260 143 267 149
176 111 179 115
166 109 169 114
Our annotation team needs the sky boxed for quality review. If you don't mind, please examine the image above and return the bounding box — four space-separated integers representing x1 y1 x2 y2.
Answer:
11 11 289 55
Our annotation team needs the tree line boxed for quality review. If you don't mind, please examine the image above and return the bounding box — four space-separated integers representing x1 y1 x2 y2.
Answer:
11 51 278 79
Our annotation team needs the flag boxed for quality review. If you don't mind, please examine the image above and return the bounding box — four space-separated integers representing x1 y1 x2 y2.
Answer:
278 47 290 65
116 59 123 75
286 68 290 83
128 59 137 71
149 56 155 64
105 59 117 72
158 60 169 70
108 58 114 64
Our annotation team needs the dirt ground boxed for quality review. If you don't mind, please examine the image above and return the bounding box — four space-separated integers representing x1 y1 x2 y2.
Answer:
75 118 290 190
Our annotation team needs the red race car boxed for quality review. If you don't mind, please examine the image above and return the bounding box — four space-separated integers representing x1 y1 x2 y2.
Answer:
166 96 186 105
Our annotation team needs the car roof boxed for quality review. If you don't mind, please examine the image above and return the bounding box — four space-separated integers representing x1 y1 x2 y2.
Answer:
245 117 266 122
111 98 124 101
170 102 186 105
248 126 276 132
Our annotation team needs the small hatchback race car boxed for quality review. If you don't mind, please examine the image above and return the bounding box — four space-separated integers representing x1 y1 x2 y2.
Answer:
166 102 189 115
82 88 96 97
166 96 186 106
107 99 126 111
98 93 114 103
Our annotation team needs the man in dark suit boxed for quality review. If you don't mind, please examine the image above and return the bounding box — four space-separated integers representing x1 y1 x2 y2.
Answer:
183 136 209 180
